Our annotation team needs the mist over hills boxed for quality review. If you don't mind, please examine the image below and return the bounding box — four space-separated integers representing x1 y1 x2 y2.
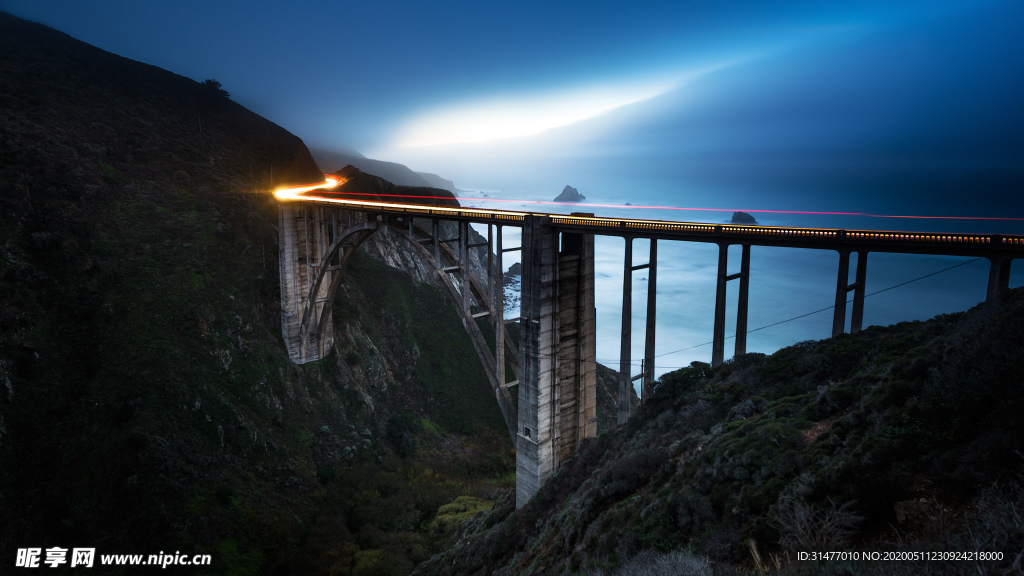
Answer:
311 148 456 193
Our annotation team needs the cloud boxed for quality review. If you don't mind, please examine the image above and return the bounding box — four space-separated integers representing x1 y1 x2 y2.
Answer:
390 81 675 148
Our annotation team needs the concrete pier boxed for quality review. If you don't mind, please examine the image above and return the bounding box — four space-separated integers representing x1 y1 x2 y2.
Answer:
642 240 657 401
833 250 869 336
712 244 751 366
987 256 1012 301
517 216 596 508
279 205 336 363
618 237 633 425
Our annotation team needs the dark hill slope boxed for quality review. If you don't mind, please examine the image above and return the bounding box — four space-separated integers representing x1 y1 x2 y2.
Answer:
0 12 516 575
331 164 459 207
416 289 1024 576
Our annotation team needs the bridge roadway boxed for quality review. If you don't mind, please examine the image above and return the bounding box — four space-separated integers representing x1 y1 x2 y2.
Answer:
282 188 1024 258
276 183 1022 507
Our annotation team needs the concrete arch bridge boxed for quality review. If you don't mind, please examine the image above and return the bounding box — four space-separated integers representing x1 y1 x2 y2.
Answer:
276 174 1023 508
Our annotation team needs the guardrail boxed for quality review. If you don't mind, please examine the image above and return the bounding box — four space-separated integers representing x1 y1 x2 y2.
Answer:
286 194 1024 254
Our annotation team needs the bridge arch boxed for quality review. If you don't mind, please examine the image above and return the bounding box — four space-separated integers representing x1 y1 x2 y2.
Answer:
280 204 520 437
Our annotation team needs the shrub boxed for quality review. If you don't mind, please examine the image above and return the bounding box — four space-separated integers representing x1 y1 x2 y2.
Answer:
597 548 711 576
601 447 670 502
770 496 862 552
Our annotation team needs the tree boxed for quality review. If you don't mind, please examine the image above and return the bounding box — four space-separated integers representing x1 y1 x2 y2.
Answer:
200 78 230 100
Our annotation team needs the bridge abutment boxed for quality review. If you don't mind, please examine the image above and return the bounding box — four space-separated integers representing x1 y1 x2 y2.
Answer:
280 204 337 363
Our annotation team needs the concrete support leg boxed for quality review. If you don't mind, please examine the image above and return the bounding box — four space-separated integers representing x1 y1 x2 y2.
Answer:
279 204 335 363
432 218 440 267
279 204 303 362
495 226 504 388
832 250 851 337
851 251 868 333
986 256 1012 301
712 243 729 366
643 240 657 401
517 217 596 509
618 237 633 425
487 225 494 317
517 216 557 508
460 221 470 316
554 232 597 465
735 244 750 357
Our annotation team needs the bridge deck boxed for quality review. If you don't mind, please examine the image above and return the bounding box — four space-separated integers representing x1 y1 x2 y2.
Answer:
283 193 1024 258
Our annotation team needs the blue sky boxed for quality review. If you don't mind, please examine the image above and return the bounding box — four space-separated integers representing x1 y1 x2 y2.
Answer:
4 0 1022 369
5 1 1022 201
9 0 1018 225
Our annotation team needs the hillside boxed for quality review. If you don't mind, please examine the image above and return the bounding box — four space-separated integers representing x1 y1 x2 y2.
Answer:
0 12 519 575
311 149 457 193
0 13 637 575
415 289 1024 575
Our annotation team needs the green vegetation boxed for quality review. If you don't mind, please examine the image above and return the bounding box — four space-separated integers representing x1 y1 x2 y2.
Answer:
0 13 514 576
417 289 1024 575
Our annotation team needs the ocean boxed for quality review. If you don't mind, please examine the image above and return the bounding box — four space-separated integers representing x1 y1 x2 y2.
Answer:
460 181 1023 383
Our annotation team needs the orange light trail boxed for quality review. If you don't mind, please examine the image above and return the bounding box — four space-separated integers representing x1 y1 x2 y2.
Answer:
273 175 346 200
273 176 1024 223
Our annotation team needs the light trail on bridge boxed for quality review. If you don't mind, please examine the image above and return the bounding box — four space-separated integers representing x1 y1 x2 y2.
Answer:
274 176 1024 226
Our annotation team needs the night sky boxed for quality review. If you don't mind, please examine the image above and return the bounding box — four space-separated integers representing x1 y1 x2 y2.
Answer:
4 0 1022 227
4 0 1022 369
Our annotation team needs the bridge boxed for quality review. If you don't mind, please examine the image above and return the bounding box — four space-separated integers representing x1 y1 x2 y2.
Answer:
275 175 1023 508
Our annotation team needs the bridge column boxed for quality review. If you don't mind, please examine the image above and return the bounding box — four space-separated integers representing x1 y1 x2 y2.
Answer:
986 256 1012 301
851 251 868 333
279 204 336 363
832 250 851 337
642 240 657 401
517 216 596 508
555 232 597 466
712 243 729 366
618 237 633 424
734 244 751 357
834 250 869 336
495 225 505 391
712 244 751 366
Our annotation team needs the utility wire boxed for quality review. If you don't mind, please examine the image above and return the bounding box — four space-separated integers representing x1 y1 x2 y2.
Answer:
491 256 985 370
651 256 984 360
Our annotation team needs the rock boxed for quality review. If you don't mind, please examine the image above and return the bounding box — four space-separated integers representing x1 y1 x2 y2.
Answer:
507 262 522 276
731 211 758 224
554 185 585 202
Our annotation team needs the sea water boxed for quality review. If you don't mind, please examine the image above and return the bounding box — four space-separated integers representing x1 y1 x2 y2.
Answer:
461 180 1023 384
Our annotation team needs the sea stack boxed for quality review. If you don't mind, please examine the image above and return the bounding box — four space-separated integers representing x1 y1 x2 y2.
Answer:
731 211 758 224
554 185 586 202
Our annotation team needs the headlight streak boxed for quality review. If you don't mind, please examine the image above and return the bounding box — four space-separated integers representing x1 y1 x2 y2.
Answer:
273 178 1024 224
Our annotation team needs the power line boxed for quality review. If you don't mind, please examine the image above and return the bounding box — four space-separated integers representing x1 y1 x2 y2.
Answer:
652 256 984 359
494 256 985 371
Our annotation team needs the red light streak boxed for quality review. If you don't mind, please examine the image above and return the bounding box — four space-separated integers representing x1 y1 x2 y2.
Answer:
275 176 1024 223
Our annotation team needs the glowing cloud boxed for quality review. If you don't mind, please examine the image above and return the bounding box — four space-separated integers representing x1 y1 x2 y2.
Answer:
391 81 674 148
